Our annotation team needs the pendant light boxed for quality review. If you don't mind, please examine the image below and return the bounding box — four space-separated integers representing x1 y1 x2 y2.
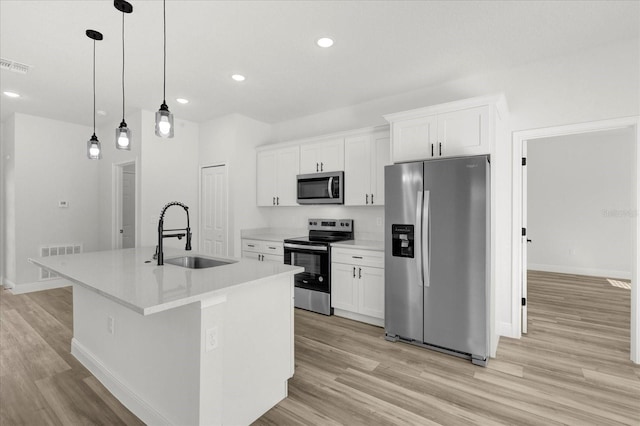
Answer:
155 0 174 138
86 29 103 160
115 0 133 150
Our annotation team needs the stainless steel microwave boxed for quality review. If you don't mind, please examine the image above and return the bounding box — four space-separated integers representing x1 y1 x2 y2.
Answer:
297 171 344 204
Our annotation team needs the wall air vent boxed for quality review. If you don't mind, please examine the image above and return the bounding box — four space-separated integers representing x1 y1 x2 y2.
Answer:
38 243 83 280
0 57 32 74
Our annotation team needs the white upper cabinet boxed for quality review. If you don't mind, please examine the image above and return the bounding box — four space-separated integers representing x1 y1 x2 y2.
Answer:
385 94 506 163
256 146 300 206
344 130 390 206
299 138 344 174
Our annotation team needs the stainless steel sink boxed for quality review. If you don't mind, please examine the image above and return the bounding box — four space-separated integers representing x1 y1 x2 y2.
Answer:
164 256 235 269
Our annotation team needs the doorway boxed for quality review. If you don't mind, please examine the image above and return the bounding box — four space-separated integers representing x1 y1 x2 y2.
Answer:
512 117 640 363
200 164 228 256
114 161 137 249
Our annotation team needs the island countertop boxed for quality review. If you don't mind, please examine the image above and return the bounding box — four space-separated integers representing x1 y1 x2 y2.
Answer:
29 247 303 316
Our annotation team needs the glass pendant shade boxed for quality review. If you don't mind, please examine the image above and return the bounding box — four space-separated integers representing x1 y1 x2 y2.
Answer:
116 121 131 150
87 134 102 160
155 102 174 138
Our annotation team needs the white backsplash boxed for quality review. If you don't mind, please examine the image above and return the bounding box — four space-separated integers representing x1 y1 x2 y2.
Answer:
260 205 385 241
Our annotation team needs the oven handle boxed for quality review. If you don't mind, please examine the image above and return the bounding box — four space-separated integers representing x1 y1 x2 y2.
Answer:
284 243 328 252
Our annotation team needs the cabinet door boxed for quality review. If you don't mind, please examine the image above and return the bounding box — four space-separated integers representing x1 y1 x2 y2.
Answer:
256 150 277 206
275 146 300 206
242 251 261 261
358 266 385 319
299 143 321 174
344 134 372 206
371 133 390 206
318 138 344 172
391 116 437 163
437 106 490 157
331 263 358 312
262 253 284 263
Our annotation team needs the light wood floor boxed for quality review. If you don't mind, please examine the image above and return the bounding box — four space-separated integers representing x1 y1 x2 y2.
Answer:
1 271 638 425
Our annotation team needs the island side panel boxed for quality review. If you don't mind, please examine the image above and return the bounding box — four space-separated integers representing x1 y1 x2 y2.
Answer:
72 284 202 425
210 274 294 425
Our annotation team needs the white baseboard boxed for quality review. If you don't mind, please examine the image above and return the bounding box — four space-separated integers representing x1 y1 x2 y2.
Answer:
71 338 171 426
2 277 15 290
528 263 631 280
10 278 71 294
333 309 384 328
498 321 518 339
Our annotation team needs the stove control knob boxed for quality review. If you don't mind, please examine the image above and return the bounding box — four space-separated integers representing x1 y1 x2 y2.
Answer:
318 276 324 282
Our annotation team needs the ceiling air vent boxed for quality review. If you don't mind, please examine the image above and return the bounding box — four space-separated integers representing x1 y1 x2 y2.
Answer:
0 57 32 74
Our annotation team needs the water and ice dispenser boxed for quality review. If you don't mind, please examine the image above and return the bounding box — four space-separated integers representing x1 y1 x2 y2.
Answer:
391 224 414 258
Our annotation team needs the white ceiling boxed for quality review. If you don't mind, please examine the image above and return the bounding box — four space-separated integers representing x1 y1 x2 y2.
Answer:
1 0 638 128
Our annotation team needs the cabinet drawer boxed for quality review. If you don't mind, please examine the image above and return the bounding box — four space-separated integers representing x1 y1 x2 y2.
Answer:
332 248 384 269
242 239 263 253
262 242 284 256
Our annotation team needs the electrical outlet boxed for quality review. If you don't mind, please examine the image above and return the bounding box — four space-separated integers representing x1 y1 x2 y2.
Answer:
107 316 115 335
376 217 382 227
206 326 218 352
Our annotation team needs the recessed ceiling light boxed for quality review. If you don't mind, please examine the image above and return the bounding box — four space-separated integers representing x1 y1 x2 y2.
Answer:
176 98 189 104
231 74 246 82
316 37 334 48
3 91 20 98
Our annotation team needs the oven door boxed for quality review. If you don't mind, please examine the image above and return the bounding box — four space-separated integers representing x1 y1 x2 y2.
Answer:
284 243 330 292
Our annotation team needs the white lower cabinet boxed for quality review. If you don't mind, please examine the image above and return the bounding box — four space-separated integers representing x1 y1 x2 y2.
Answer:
331 247 384 327
241 239 284 263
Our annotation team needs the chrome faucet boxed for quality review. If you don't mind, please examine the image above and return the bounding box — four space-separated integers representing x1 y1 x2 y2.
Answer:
156 201 192 265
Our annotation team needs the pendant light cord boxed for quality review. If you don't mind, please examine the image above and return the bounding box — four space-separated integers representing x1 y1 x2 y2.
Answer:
163 0 166 103
122 11 125 122
93 38 96 134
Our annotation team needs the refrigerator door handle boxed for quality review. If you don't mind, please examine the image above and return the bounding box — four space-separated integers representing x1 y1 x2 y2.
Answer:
416 190 424 286
423 190 431 287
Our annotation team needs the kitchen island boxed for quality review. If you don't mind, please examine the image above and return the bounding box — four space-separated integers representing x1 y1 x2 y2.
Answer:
29 247 303 426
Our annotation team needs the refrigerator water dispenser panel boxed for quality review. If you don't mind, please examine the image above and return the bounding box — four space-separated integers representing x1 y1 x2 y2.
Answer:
391 224 414 258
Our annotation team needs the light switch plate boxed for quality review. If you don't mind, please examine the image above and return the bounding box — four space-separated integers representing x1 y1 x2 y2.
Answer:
58 200 69 208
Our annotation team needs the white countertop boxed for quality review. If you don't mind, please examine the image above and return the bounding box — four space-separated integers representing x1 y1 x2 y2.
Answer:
29 247 302 316
331 240 384 251
242 232 306 242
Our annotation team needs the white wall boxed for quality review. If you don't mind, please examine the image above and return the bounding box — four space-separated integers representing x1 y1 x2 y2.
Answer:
199 114 272 257
2 114 100 289
528 127 635 279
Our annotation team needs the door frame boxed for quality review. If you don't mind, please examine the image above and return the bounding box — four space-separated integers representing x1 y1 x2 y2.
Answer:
199 162 229 255
112 159 139 250
511 116 640 363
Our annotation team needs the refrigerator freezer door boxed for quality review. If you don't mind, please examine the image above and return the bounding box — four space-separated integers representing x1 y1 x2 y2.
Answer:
384 162 424 342
422 156 489 359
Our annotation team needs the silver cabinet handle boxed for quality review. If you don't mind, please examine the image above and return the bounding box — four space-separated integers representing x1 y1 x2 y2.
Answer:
439 142 442 156
277 196 280 205
371 193 374 204
247 244 255 248
320 162 324 171
352 256 363 259
272 197 275 206
358 267 362 279
316 163 319 172
353 267 356 278
366 194 369 204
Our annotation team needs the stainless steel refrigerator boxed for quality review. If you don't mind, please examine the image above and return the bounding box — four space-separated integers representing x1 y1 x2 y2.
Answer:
384 155 490 366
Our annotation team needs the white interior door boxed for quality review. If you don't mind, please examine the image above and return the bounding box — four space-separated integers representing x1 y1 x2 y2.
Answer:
521 140 528 334
121 166 136 249
201 165 228 256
